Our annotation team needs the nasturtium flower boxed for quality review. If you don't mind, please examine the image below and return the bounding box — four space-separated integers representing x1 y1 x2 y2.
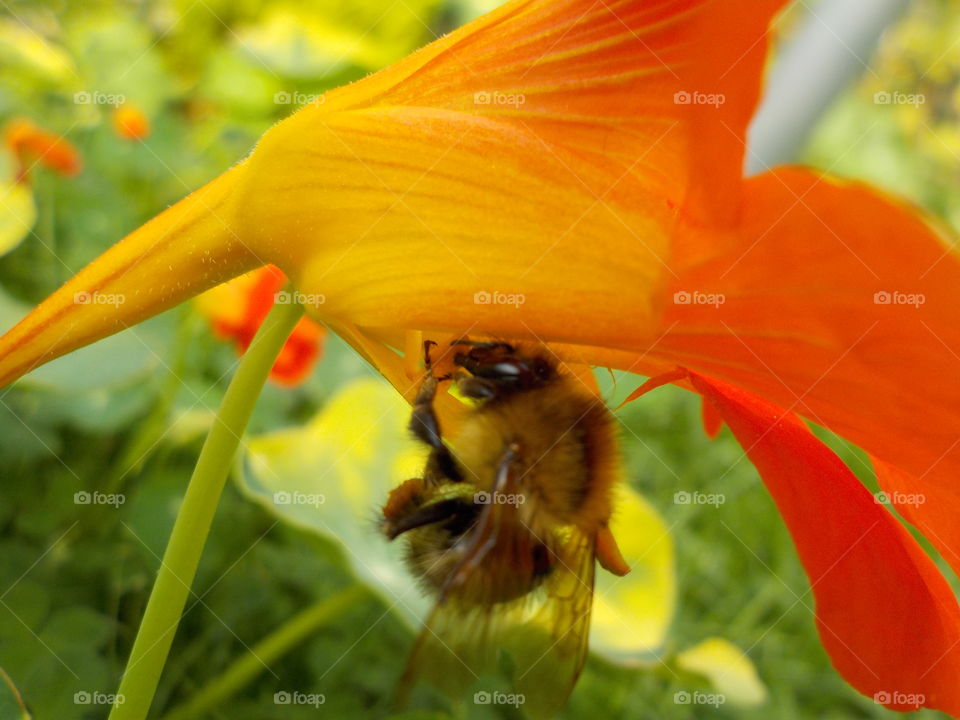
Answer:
112 104 151 141
1 0 960 713
4 118 81 182
1 119 78 256
196 265 326 386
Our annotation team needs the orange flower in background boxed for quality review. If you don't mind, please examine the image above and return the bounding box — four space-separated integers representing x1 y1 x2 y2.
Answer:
197 265 326 386
1 0 960 713
112 104 151 141
4 118 81 182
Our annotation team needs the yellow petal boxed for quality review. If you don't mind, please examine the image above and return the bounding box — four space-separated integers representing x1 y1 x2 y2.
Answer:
590 484 675 658
676 637 768 707
0 178 36 257
241 103 673 350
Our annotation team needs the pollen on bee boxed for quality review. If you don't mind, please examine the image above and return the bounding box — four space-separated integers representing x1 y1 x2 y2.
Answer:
382 478 424 520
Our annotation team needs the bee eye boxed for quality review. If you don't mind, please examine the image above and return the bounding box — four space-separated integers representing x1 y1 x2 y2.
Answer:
492 362 521 376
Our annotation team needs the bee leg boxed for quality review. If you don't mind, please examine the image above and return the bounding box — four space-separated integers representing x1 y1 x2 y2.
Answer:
383 497 474 540
421 340 449 378
439 443 520 602
410 342 463 483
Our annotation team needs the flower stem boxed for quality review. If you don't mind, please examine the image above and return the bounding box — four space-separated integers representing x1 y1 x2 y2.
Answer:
158 585 367 720
108 292 304 720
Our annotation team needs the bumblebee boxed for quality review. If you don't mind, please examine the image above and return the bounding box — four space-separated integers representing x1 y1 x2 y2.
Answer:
381 339 629 716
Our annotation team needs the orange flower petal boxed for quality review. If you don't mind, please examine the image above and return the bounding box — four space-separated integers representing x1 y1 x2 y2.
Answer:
678 0 789 226
195 269 262 339
5 118 81 179
648 167 960 578
113 104 151 141
872 458 960 580
700 395 723 439
198 266 326 386
269 316 325 386
692 372 960 715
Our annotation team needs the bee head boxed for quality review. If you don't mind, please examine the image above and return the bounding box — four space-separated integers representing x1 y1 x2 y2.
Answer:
451 340 557 399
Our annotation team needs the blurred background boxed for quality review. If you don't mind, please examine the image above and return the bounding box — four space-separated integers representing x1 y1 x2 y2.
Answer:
0 0 958 718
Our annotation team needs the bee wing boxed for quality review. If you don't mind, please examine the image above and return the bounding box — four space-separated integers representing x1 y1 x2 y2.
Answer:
395 524 597 719
505 527 596 715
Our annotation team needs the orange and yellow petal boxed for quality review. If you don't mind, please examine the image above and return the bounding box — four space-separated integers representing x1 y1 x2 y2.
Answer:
235 0 787 349
693 372 960 715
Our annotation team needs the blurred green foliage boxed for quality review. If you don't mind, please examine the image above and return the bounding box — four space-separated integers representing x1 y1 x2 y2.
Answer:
805 0 960 231
0 1 956 719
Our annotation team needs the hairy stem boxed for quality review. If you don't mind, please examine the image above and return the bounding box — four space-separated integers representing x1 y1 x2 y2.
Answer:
109 292 304 720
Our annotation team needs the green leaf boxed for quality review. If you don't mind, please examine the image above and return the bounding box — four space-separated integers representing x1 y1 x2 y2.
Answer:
453 0 506 23
199 47 284 116
0 596 114 720
65 13 173 116
0 289 168 392
235 8 391 78
0 289 174 431
238 377 432 626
